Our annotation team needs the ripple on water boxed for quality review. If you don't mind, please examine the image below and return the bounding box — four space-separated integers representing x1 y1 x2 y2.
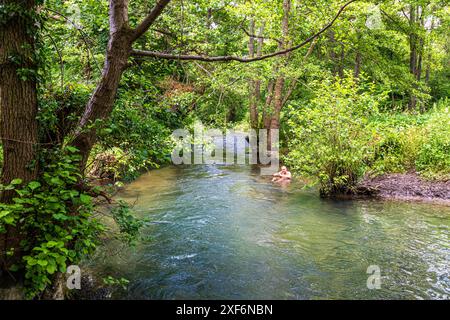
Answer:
90 165 450 300
170 253 198 260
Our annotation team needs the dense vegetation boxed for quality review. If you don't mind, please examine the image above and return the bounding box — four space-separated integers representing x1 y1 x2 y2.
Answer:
284 77 450 195
0 0 448 298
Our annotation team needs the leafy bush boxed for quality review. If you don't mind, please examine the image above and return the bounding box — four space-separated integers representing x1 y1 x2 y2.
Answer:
37 84 93 144
284 75 383 196
415 102 450 179
369 119 424 175
0 146 143 298
368 99 450 179
0 147 103 298
95 101 175 181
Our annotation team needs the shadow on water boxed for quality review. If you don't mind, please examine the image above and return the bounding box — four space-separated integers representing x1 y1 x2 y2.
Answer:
87 164 450 300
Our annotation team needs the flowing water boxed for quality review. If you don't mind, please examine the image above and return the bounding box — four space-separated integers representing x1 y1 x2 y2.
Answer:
89 164 450 300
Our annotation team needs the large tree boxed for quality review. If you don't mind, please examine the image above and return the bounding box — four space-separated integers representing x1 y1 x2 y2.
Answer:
0 0 39 269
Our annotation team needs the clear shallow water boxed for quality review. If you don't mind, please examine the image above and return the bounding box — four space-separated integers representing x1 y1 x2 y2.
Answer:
90 165 450 300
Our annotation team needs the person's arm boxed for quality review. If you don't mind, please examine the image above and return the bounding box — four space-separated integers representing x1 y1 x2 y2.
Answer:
273 172 281 177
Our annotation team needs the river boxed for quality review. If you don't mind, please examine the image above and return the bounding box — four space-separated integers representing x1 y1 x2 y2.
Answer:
88 163 450 300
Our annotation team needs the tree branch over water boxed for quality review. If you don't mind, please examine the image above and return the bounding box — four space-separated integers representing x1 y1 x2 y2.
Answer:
131 0 358 63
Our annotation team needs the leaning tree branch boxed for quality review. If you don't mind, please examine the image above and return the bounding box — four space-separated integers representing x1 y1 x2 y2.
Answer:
132 0 172 42
110 0 130 33
131 0 357 62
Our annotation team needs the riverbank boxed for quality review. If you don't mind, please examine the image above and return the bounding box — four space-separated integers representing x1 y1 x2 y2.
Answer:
92 165 450 205
356 173 450 204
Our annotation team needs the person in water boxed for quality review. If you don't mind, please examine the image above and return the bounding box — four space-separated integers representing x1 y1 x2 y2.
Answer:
272 166 292 182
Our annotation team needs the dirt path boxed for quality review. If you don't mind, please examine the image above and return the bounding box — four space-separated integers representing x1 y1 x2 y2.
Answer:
357 173 450 204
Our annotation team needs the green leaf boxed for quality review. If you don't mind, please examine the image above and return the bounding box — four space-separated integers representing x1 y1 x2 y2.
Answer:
9 264 19 272
46 241 59 248
26 258 37 266
65 146 79 153
101 128 113 135
46 264 56 274
53 213 69 221
10 179 23 185
79 194 92 205
28 181 41 191
0 210 11 219
50 177 63 186
37 260 48 267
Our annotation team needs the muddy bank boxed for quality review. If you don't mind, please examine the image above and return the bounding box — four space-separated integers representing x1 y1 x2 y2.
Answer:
357 173 450 204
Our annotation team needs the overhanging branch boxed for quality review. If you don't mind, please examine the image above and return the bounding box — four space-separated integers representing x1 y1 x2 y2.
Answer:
131 0 357 63
132 0 172 42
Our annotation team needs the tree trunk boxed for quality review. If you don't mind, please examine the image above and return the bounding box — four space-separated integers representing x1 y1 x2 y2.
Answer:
265 0 290 149
248 20 258 129
416 37 423 82
425 19 434 85
270 77 285 130
71 0 172 172
206 8 212 29
408 4 417 110
71 3 134 172
354 33 362 79
262 80 275 129
0 0 38 270
0 0 38 195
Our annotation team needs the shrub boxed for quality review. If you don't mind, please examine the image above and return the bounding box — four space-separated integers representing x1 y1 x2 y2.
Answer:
416 102 450 179
96 101 175 181
369 119 424 175
0 147 103 298
0 147 143 298
284 75 383 196
368 99 450 180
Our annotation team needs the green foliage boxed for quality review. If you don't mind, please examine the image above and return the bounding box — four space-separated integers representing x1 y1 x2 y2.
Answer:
371 127 423 175
0 146 144 298
287 93 450 195
110 200 144 246
102 276 130 291
1 0 449 298
94 99 175 181
38 83 93 143
0 2 44 28
88 147 132 182
368 112 427 175
368 99 450 179
0 147 103 298
415 101 450 179
285 74 383 196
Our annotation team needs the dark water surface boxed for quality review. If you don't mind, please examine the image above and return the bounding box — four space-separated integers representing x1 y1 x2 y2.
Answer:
89 165 450 300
